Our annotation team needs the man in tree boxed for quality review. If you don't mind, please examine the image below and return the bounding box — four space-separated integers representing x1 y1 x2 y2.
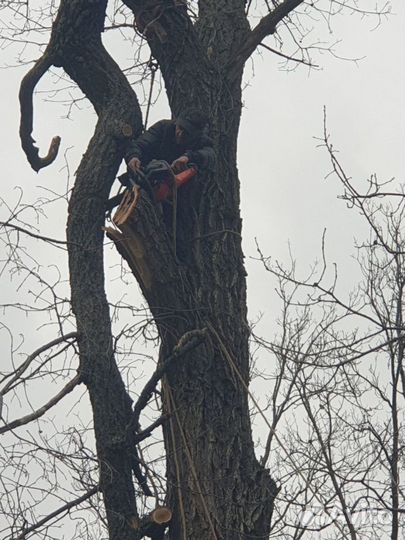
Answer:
125 109 215 174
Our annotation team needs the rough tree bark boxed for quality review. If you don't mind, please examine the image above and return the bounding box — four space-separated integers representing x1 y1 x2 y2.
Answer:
19 1 305 539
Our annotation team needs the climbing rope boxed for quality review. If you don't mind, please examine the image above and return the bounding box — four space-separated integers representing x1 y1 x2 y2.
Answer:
144 57 159 130
166 384 188 540
164 380 219 540
172 174 178 259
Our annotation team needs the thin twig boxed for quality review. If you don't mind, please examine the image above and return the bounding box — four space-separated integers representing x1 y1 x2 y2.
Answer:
0 221 71 247
259 42 318 67
0 332 78 395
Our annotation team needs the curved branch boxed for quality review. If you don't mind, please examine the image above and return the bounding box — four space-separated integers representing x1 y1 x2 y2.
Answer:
0 374 81 435
40 1 145 536
19 52 61 172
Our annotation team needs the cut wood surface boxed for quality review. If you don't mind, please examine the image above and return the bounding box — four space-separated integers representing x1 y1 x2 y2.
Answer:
129 506 172 540
112 186 140 227
105 186 153 290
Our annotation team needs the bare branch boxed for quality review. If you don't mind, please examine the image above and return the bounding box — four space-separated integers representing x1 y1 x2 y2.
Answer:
16 486 99 540
0 374 81 435
0 332 78 395
259 42 319 68
0 221 70 248
135 416 167 443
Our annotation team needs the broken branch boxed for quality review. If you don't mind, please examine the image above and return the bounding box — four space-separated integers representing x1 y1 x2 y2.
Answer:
130 506 172 539
135 416 168 443
19 51 61 172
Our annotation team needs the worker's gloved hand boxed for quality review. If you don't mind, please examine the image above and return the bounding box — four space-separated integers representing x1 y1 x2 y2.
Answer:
171 155 189 174
128 157 142 173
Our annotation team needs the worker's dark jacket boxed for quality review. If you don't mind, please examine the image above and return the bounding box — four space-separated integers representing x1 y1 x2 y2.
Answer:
125 119 215 170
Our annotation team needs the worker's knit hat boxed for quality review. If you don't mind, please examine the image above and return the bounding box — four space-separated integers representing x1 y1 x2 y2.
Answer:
176 109 207 135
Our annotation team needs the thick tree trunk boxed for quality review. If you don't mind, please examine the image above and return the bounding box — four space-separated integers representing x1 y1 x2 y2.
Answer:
116 4 278 539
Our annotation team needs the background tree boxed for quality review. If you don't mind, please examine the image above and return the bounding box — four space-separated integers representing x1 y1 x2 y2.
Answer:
0 2 395 540
252 127 405 539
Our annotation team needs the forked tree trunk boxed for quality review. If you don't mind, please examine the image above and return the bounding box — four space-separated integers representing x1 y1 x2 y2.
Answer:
20 1 279 539
114 4 278 537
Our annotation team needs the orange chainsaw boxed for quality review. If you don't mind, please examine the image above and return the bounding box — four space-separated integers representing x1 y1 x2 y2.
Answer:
154 164 197 202
106 160 197 214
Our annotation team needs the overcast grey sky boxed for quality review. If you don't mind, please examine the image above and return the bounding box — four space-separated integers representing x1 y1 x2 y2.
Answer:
239 4 405 320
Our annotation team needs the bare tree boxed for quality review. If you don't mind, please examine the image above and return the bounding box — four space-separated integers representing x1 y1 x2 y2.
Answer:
0 2 393 540
253 125 404 539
